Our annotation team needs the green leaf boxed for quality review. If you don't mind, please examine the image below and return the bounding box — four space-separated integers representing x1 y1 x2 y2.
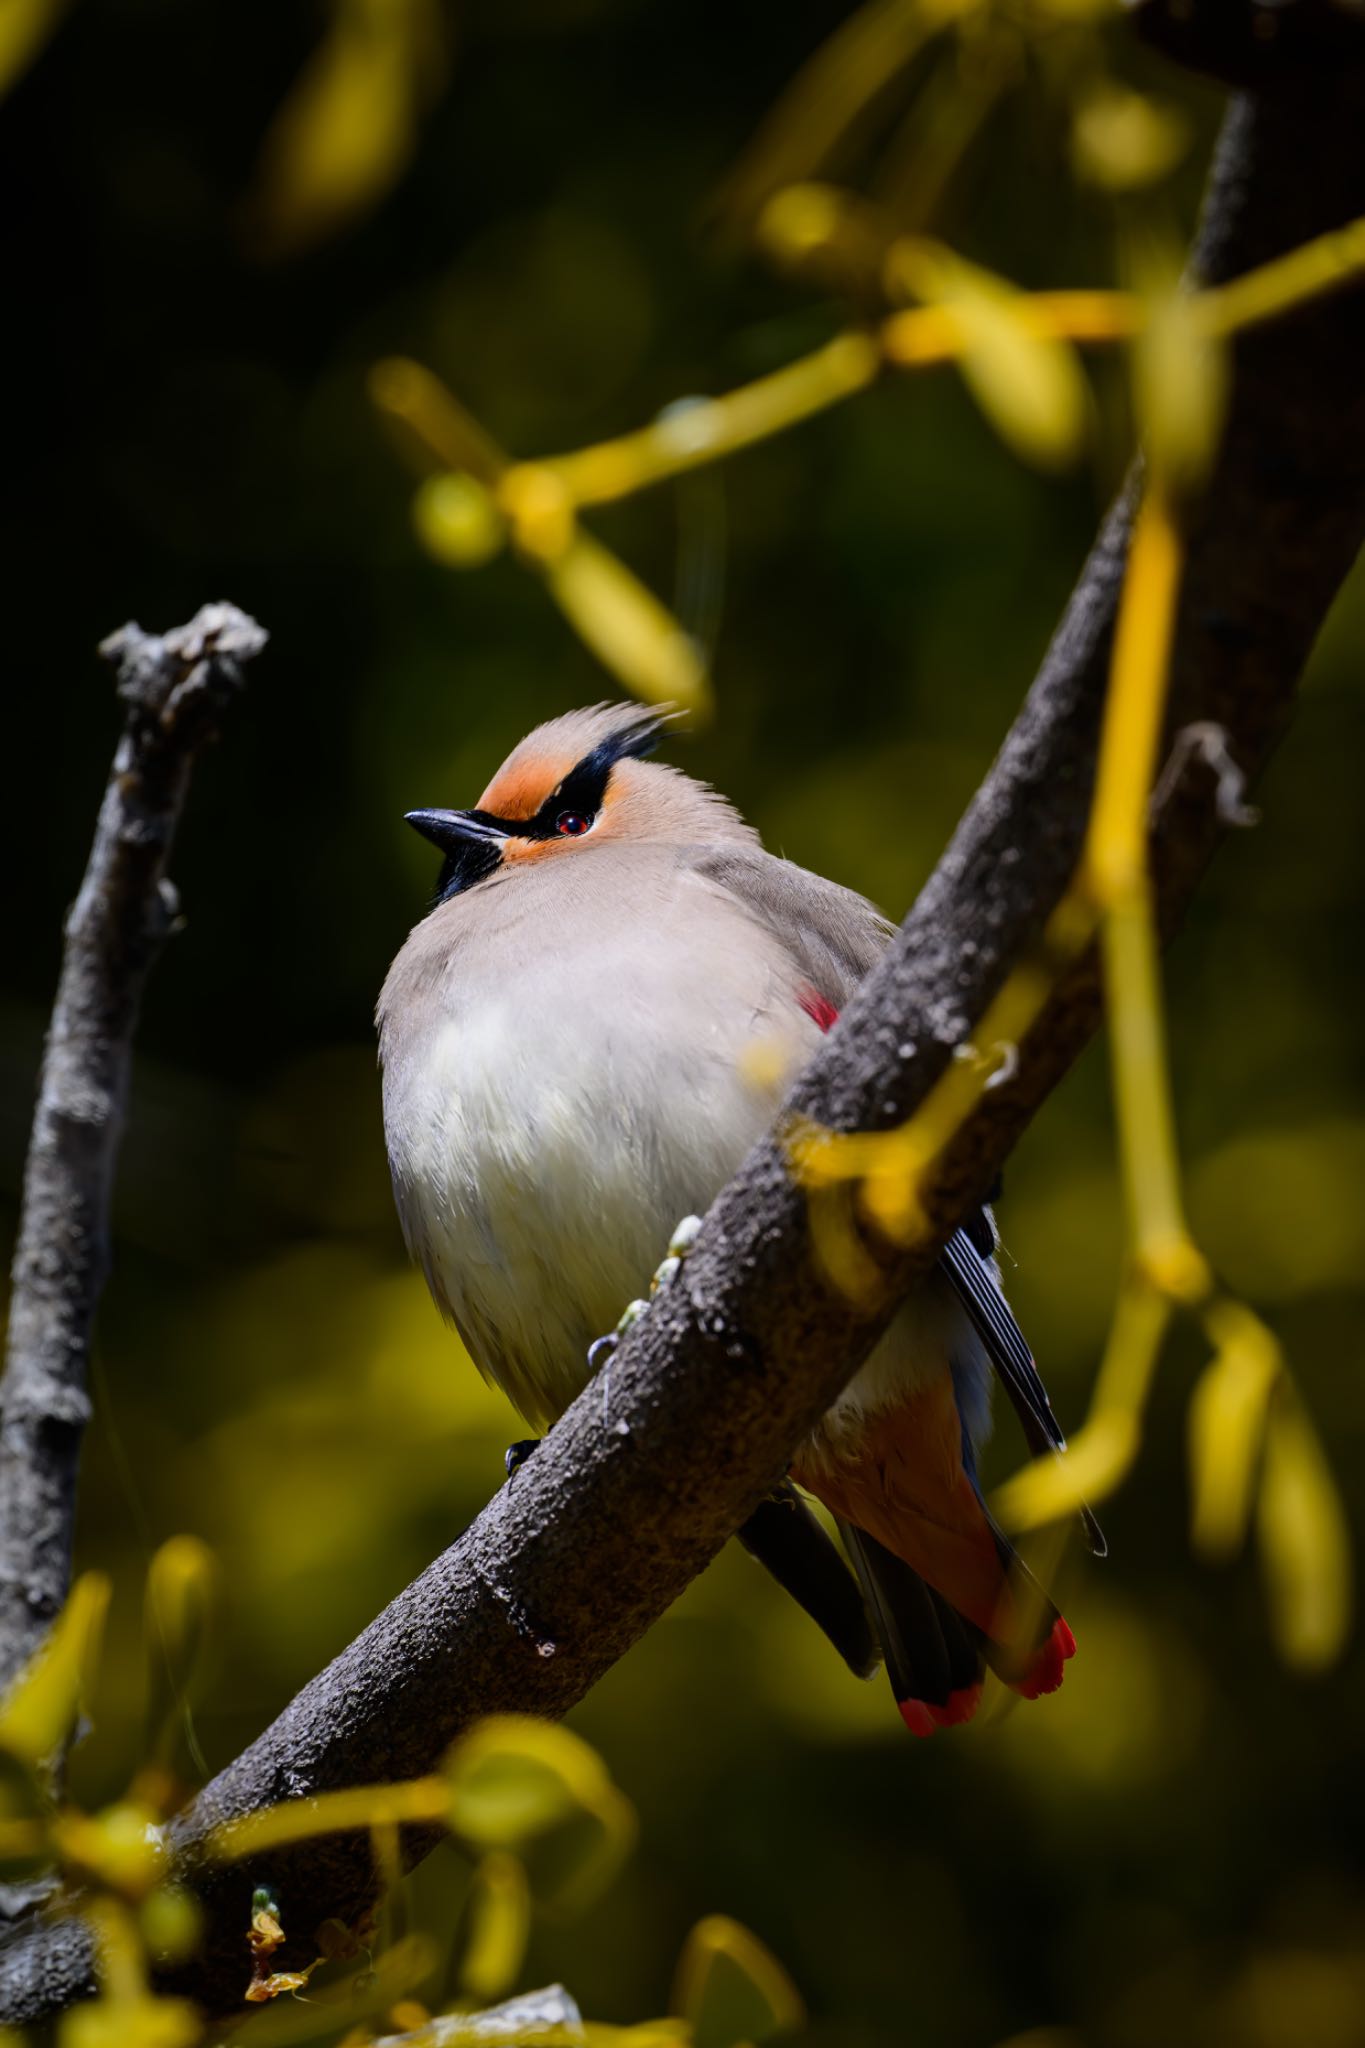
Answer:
1257 1391 1353 1672
888 239 1088 470
673 1915 805 2048
459 1851 532 2004
144 1534 218 1771
0 1571 110 1769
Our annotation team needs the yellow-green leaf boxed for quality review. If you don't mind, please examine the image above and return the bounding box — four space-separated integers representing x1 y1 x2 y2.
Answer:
1073 85 1188 193
370 357 511 483
459 1850 532 2004
887 239 1087 469
579 2028 690 2047
0 0 70 99
672 1915 805 2048
144 1534 218 1770
716 0 962 233
415 473 508 569
443 1715 619 1851
0 1571 110 1768
58 1995 200 2048
138 1883 204 1969
994 1413 1137 1533
1188 1303 1281 1561
210 1775 448 1860
245 0 448 260
542 531 712 719
519 1785 638 1915
1257 1392 1353 1672
50 1800 165 1899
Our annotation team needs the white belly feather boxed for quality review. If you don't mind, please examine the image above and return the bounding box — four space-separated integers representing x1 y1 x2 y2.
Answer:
388 985 790 1422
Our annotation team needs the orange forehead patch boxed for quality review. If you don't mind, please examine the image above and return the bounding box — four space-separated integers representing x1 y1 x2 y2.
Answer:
478 750 578 821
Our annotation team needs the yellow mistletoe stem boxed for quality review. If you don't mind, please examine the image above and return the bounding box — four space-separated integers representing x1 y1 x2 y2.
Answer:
211 1775 450 1860
532 332 882 508
1084 485 1183 902
1202 213 1365 338
369 358 510 484
1082 484 1209 1297
993 1280 1172 1532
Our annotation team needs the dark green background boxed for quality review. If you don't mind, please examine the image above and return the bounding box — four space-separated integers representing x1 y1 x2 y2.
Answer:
3 4 1364 2043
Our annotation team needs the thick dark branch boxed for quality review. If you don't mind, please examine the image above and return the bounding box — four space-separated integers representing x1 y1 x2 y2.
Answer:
0 606 267 1695
3 67 1364 2030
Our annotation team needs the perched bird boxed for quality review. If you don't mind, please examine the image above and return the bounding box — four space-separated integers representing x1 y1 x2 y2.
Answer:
378 703 1097 1734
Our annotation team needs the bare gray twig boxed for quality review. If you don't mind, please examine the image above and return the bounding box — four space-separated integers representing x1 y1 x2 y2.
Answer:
0 605 267 1696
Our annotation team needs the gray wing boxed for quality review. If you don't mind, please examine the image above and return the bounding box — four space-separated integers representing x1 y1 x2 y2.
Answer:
686 842 895 1009
693 842 1105 1554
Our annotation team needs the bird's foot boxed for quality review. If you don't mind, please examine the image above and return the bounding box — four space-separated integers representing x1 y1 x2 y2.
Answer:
648 1212 703 1295
586 1215 703 1371
504 1437 541 1479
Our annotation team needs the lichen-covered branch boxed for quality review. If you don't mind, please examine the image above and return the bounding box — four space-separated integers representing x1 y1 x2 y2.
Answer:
0 606 267 1697
1 60 1363 2033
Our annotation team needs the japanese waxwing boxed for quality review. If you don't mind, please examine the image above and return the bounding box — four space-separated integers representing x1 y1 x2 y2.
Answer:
378 703 1099 1735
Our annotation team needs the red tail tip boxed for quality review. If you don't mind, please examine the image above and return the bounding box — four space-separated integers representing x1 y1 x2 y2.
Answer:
898 1682 983 1738
899 1699 937 1738
1015 1616 1077 1701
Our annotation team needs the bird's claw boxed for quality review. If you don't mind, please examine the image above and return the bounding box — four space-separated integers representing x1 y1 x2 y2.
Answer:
504 1437 541 1479
665 1214 703 1264
584 1215 703 1372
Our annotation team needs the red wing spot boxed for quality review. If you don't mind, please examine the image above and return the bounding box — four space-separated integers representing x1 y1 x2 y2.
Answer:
799 989 840 1034
1015 1616 1077 1700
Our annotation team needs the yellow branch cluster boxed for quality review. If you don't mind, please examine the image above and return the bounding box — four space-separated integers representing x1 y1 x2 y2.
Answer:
368 199 1365 1673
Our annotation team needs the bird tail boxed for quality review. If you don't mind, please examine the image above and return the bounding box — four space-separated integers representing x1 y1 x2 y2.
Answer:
793 1373 1076 1732
840 1518 1075 1737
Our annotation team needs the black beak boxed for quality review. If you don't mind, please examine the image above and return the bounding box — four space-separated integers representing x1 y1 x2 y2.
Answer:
404 808 505 853
404 808 506 901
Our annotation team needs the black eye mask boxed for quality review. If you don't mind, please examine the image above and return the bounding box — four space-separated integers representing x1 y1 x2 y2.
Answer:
408 710 671 902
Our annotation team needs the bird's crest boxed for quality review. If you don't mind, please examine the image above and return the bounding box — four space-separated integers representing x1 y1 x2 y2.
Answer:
477 702 677 820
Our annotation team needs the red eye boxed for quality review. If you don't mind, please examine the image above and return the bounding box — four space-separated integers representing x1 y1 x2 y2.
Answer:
556 811 591 836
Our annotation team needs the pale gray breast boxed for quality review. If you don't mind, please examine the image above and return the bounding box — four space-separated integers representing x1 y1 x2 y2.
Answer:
378 845 823 1424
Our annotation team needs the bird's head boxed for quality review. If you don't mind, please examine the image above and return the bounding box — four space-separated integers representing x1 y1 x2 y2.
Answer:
405 703 753 901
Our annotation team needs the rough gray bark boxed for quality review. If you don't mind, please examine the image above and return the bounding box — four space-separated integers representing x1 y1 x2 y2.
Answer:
0 607 267 1696
2 63 1364 2035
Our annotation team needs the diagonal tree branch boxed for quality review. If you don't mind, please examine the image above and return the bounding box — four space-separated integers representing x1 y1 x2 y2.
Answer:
2 60 1364 2031
0 606 268 1698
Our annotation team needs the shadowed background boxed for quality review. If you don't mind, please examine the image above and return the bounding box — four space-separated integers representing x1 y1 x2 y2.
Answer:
2 3 1364 2043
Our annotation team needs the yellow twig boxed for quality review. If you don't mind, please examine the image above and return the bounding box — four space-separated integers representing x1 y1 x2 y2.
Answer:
366 200 1362 1656
1200 213 1365 339
1080 484 1210 1295
369 358 509 484
211 1776 450 1860
996 1277 1170 1532
531 333 882 508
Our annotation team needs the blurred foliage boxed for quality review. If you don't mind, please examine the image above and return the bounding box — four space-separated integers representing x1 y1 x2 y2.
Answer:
0 1582 796 2044
3 1 1365 2045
